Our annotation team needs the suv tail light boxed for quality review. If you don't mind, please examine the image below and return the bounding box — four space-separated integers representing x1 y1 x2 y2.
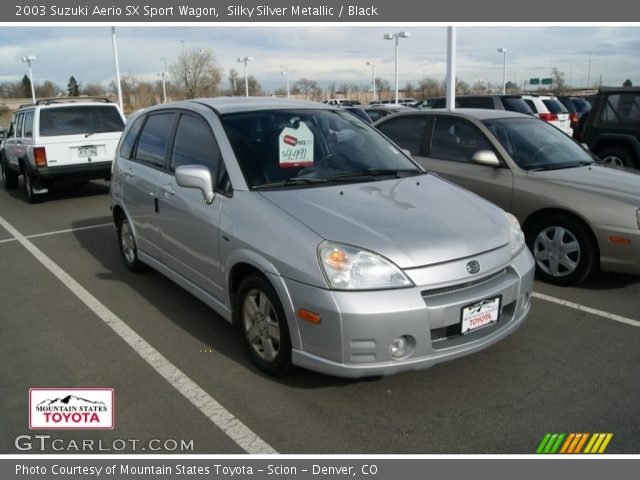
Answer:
34 147 47 167
539 112 558 121
569 113 579 123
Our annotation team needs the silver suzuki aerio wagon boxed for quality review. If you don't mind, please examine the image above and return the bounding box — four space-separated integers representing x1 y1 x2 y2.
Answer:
109 98 534 378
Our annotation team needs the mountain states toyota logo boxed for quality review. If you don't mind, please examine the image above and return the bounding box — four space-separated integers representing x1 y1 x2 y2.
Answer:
29 388 114 430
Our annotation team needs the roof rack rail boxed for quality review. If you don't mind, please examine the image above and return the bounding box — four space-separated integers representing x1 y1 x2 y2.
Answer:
34 96 112 106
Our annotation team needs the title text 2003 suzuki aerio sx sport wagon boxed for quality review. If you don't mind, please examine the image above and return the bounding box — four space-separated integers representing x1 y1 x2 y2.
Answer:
109 98 535 378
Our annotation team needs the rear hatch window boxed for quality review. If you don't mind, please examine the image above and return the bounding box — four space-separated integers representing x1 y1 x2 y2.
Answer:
39 106 125 137
501 97 534 114
542 99 569 114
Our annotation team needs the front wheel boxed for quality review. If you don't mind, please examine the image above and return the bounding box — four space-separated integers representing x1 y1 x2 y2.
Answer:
1 157 19 190
235 274 292 376
597 146 637 168
526 215 597 286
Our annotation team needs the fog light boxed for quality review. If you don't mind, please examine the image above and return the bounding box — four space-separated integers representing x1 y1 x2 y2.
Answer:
389 336 413 359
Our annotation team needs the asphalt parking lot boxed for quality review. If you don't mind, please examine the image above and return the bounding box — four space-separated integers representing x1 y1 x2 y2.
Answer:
0 180 639 454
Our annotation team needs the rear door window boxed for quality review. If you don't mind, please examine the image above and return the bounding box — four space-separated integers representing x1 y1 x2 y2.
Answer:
134 113 176 168
39 106 125 136
118 115 144 160
430 117 493 163
377 116 429 155
23 111 34 138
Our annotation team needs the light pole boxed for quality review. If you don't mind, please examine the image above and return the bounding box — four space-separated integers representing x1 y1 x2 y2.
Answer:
366 61 376 103
159 57 167 103
497 48 507 94
237 56 253 97
281 66 290 98
383 31 410 104
111 27 124 113
21 55 36 104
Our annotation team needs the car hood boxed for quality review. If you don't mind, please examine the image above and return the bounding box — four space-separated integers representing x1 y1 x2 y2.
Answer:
528 165 640 202
259 175 509 269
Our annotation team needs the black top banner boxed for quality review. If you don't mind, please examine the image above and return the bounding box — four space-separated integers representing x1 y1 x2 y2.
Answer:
5 0 640 22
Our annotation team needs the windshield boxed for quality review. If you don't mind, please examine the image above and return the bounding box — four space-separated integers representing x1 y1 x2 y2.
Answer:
39 106 125 136
482 117 594 171
221 109 422 189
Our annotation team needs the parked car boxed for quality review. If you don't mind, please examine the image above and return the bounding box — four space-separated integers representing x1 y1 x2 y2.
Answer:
339 105 373 124
322 99 358 106
1 97 125 203
419 95 534 115
363 104 412 122
574 87 640 168
376 108 640 285
110 98 534 377
558 95 592 131
521 95 573 136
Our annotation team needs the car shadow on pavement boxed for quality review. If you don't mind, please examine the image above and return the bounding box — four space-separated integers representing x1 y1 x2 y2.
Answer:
577 270 639 290
71 218 378 389
6 179 110 203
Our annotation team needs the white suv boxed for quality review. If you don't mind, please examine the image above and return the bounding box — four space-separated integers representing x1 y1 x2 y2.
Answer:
522 95 573 136
1 97 125 202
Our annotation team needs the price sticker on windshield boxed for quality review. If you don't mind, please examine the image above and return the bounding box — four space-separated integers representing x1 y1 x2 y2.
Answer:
279 123 314 168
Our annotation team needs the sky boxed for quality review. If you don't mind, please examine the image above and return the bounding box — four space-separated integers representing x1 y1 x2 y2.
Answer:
0 26 639 93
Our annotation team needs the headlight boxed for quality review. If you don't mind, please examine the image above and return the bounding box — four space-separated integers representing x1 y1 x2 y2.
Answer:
506 212 525 257
318 241 413 290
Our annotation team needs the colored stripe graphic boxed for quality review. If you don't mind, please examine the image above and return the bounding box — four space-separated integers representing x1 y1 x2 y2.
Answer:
538 433 612 454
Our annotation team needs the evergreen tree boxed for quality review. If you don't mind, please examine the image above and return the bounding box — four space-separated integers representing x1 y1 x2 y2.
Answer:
67 76 80 96
21 74 32 98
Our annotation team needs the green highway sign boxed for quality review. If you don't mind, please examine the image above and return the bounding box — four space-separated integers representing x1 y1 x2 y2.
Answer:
541 78 553 85
529 78 540 85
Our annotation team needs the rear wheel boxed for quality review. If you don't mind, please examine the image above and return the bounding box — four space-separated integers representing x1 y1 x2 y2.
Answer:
117 214 145 272
1 156 19 190
597 146 637 168
235 274 292 376
526 214 597 286
23 168 44 203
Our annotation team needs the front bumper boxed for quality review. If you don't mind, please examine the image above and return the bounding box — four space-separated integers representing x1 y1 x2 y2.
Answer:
595 225 640 275
281 247 535 378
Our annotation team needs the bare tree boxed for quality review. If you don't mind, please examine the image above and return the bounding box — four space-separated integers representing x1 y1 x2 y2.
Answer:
82 82 107 97
417 78 441 100
375 78 391 101
403 82 415 98
326 82 337 98
228 68 241 95
456 78 471 95
293 78 319 99
35 81 61 98
551 68 566 94
170 48 222 99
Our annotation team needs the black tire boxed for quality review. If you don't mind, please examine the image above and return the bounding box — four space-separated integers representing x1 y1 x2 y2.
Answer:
1 156 19 190
22 168 44 203
597 146 637 168
116 214 146 272
234 274 292 376
525 214 597 286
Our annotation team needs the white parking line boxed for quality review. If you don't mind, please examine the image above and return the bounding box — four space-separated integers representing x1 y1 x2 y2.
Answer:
531 292 640 328
0 222 112 245
0 215 277 455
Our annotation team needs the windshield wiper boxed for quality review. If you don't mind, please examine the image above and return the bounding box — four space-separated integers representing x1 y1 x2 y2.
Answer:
529 161 592 171
330 168 423 180
253 177 328 190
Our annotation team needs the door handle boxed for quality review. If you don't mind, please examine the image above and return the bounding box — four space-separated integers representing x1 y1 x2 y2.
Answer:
160 183 175 196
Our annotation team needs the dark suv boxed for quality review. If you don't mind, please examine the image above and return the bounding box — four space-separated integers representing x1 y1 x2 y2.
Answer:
419 94 534 114
574 87 640 168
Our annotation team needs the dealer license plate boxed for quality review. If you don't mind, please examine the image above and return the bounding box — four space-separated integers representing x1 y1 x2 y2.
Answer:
461 296 501 334
78 146 97 158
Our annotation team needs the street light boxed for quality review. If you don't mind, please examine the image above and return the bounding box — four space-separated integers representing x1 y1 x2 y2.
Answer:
497 48 507 94
383 31 410 104
159 57 168 103
281 66 290 98
366 61 376 103
21 55 36 104
237 56 253 97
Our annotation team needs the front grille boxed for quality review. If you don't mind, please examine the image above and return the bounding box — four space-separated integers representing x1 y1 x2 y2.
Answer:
421 269 506 297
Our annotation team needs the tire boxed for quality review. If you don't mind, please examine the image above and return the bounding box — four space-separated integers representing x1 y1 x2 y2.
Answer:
116 214 146 272
597 146 637 168
234 274 292 376
525 214 597 286
23 168 44 203
1 156 19 190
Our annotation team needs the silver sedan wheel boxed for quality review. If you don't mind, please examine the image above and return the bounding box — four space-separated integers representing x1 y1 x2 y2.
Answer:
600 155 624 167
242 289 281 362
120 219 136 265
533 226 581 278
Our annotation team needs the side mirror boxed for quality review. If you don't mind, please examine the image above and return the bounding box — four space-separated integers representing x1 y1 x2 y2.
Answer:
175 165 215 205
401 148 412 157
471 150 501 167
581 143 590 151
